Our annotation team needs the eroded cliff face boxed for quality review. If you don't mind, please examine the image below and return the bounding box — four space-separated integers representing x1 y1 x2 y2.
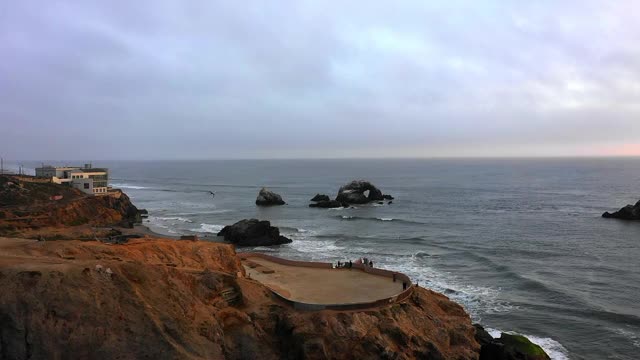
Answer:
0 238 480 360
0 176 139 237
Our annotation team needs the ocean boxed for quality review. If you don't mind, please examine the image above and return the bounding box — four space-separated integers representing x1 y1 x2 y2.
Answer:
21 158 640 359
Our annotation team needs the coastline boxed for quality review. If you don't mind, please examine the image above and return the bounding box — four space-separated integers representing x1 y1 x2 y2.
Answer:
0 173 558 358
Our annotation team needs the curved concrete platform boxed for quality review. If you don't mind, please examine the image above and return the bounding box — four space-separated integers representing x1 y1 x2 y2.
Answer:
242 255 410 307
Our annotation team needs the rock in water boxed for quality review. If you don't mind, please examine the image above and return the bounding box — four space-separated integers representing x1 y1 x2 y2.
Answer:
217 219 292 246
309 200 344 208
602 200 640 220
335 180 391 204
255 187 285 206
310 194 330 202
474 324 550 360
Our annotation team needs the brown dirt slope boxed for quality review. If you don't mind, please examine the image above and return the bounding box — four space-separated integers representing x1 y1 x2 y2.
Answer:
0 175 139 238
0 237 479 360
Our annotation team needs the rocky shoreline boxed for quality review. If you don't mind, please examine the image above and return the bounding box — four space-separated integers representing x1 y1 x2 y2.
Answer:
0 174 551 359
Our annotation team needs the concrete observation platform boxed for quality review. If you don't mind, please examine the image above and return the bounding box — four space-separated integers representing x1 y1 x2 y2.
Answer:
242 255 408 306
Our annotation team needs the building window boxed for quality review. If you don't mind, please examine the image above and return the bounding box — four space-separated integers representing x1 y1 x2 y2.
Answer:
84 183 90 189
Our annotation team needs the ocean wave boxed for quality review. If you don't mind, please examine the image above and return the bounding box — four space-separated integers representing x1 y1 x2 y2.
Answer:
313 234 426 245
610 326 640 348
279 226 309 234
155 216 193 223
194 223 224 233
291 239 346 255
393 261 515 320
111 183 149 190
143 219 178 234
412 251 440 259
486 328 569 360
169 210 232 216
334 215 423 225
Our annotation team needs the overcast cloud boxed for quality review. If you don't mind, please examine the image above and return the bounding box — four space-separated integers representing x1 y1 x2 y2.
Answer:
1 0 639 160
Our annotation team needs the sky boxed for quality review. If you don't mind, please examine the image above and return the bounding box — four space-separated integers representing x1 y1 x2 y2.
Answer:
1 1 639 160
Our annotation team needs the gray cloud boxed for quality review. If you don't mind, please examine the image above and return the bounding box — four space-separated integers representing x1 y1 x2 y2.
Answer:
1 0 639 160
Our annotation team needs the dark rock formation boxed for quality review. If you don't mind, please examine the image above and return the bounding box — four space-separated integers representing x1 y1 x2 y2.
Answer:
335 180 391 204
255 187 285 206
217 219 292 246
382 194 394 200
310 194 330 202
602 200 640 220
474 324 550 360
309 200 344 208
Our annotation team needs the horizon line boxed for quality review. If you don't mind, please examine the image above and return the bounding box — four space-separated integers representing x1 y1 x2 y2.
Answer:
4 154 640 163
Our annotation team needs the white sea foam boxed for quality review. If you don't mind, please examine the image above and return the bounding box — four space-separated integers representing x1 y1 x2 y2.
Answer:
144 217 179 234
291 239 345 255
486 328 569 360
378 217 393 221
111 183 149 190
196 223 224 233
248 246 277 252
156 216 193 223
611 327 640 348
388 260 515 319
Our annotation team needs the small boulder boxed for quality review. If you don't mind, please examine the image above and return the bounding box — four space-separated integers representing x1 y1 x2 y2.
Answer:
255 188 285 206
602 200 640 220
310 194 330 202
217 219 292 246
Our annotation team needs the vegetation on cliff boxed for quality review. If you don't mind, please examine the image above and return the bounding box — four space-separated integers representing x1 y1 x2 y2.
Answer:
0 175 140 239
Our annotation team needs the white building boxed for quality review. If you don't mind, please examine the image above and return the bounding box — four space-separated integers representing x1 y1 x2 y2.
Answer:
35 164 109 195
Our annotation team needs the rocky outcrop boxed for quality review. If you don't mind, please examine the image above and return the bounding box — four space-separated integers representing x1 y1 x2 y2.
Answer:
255 187 286 206
0 175 140 237
0 237 481 360
474 324 550 360
309 200 346 208
310 194 330 202
602 200 640 220
335 180 392 204
217 219 292 246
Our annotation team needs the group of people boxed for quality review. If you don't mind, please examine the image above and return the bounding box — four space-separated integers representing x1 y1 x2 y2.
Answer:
334 257 374 269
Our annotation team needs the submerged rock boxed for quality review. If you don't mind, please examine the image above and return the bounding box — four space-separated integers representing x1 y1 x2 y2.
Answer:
217 219 291 246
255 187 285 206
308 200 345 208
310 194 330 202
602 200 640 220
474 324 550 360
335 180 391 204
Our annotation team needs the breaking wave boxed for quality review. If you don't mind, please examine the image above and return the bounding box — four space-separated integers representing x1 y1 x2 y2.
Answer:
111 183 149 190
194 223 225 233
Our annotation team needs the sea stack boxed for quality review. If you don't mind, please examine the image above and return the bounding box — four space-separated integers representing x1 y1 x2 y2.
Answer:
255 187 285 206
217 219 292 246
335 180 393 205
602 200 640 220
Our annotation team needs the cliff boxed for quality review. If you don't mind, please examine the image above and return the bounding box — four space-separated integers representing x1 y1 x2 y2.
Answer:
0 237 479 360
0 175 140 238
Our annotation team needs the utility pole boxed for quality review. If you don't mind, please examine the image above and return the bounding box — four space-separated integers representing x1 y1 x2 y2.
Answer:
0 157 3 174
